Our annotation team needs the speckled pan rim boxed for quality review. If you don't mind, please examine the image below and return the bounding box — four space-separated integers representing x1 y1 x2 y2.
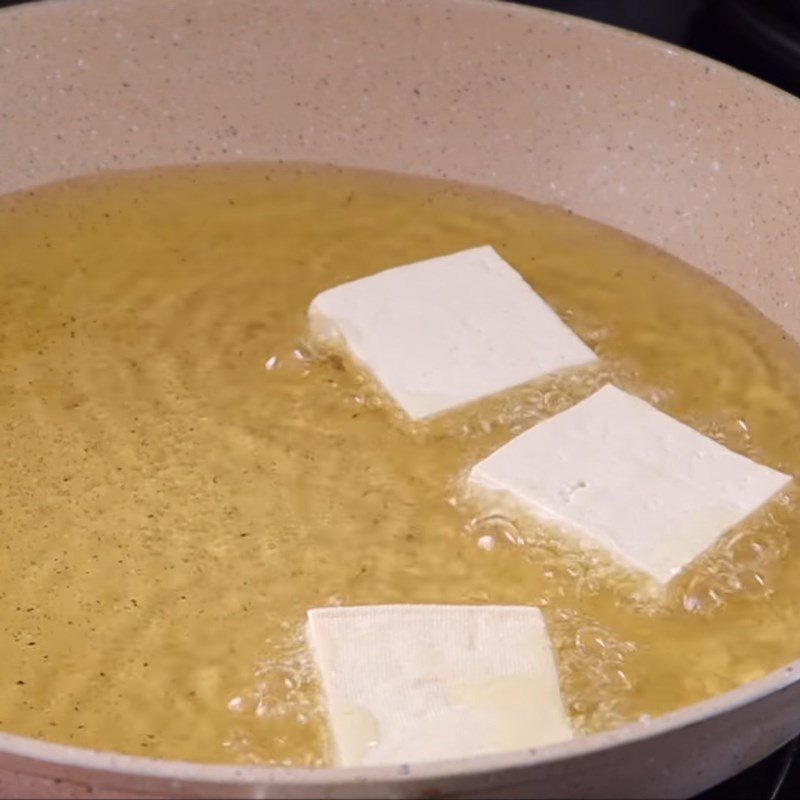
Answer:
1 0 800 790
494 0 800 111
7 0 800 112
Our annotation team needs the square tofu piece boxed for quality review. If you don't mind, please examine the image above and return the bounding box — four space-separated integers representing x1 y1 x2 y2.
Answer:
307 246 597 420
469 384 792 586
306 605 572 767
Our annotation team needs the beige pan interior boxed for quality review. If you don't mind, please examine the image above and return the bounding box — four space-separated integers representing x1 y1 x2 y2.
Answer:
1 0 800 798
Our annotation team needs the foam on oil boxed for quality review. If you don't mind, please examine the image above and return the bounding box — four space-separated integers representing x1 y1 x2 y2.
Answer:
1 163 799 764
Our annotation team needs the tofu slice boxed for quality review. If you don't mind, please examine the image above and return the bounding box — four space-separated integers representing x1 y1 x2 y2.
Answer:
306 604 573 767
307 246 597 420
469 384 793 586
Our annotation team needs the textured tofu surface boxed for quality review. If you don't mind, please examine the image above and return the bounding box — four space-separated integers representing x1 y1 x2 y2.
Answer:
306 604 573 767
308 245 597 419
469 384 793 585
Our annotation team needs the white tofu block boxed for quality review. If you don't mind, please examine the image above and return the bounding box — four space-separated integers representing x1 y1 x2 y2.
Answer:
306 604 573 767
308 246 597 420
469 384 793 585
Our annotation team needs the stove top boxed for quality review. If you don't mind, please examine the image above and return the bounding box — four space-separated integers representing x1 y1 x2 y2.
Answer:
1 0 799 796
698 739 799 799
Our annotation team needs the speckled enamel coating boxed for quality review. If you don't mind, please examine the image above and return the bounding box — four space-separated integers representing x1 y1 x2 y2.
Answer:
1 0 800 797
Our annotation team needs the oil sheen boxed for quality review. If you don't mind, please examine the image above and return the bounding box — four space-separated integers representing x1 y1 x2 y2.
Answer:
1 164 800 765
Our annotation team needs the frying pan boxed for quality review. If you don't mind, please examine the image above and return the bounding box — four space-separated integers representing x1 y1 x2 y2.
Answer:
1 0 800 797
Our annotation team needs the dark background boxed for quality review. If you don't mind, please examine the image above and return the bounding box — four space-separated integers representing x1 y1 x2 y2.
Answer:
1 0 799 798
